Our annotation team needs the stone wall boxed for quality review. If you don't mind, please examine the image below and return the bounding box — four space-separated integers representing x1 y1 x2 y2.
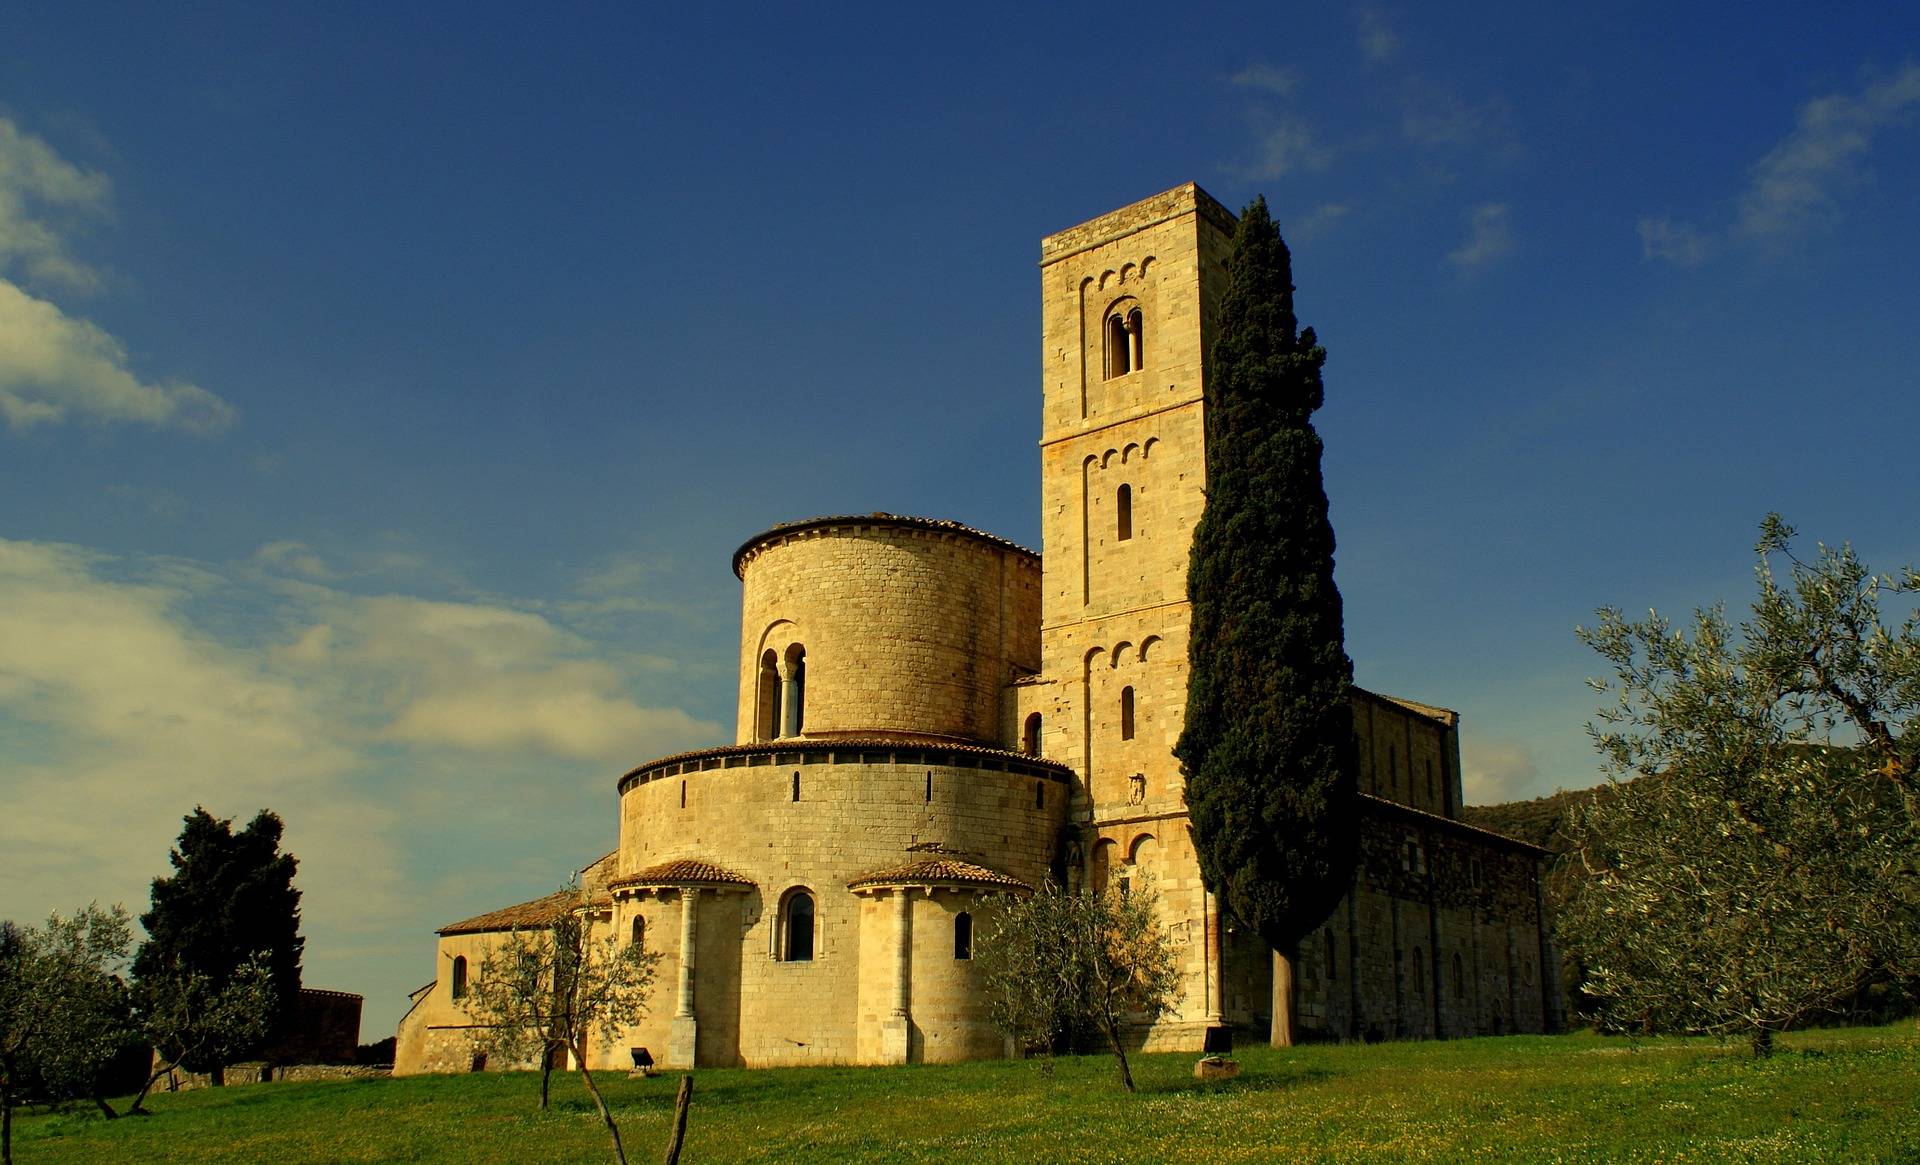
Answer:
604 743 1070 1068
733 517 1041 747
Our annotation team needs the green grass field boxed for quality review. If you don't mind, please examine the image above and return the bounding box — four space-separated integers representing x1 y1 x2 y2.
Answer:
12 1023 1918 1164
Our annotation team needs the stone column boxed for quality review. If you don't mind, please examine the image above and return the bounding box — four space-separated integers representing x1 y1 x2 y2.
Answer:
667 889 699 1068
880 889 912 1064
779 660 802 738
1205 892 1225 1026
1126 314 1142 371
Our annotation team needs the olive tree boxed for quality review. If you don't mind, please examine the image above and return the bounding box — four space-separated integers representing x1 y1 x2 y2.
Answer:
977 882 1182 1092
466 895 658 1165
1566 517 1920 1054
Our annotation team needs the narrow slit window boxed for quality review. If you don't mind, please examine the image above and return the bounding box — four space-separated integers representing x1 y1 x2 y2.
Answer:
450 955 468 1001
1116 484 1133 541
791 771 801 802
680 780 687 809
1034 780 1045 809
630 917 645 951
954 911 973 960
925 771 932 802
1119 686 1135 740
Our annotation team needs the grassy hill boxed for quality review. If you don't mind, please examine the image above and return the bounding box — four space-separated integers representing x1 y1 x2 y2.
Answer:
13 1023 1918 1163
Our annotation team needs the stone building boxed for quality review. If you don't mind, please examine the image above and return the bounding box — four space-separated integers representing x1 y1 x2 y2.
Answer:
393 183 1556 1075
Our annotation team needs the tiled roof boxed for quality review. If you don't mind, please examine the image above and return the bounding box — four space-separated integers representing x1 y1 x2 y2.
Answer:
437 890 575 936
608 859 756 889
847 857 1032 892
732 513 1039 577
619 736 1073 791
1360 688 1459 725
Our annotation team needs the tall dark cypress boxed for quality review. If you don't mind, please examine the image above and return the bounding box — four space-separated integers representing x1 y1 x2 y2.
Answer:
1175 196 1357 1040
133 808 304 1065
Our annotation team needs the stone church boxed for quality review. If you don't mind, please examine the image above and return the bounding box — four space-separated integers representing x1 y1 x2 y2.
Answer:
393 183 1558 1075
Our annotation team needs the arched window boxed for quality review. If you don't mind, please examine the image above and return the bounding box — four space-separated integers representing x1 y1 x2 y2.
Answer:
783 644 807 736
758 649 781 740
954 911 973 960
630 916 645 951
450 955 468 1001
1119 686 1135 740
1116 484 1133 541
1023 712 1042 756
781 890 815 962
1104 302 1143 378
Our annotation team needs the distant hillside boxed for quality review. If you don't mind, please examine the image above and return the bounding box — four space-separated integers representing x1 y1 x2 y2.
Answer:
1459 786 1601 855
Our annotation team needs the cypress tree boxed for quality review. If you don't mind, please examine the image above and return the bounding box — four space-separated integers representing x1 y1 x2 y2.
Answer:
1174 196 1358 1044
133 808 304 1070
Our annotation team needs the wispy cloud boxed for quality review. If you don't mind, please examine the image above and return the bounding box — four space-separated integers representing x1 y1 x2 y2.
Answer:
1286 202 1352 244
1734 62 1920 242
1228 63 1300 98
1250 116 1336 179
1357 6 1400 65
1448 202 1514 273
1400 80 1517 156
0 118 110 295
1461 738 1541 804
0 118 234 432
1641 63 1920 265
1636 214 1708 266
0 536 723 1025
0 281 235 430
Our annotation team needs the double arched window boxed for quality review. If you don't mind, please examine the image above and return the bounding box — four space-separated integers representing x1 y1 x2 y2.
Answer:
1104 303 1144 378
780 889 816 962
758 644 808 740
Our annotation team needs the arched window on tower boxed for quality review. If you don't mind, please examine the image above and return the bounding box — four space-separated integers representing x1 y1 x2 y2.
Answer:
781 889 816 962
450 955 468 1001
758 649 781 740
954 911 973 960
1116 484 1133 541
1023 712 1042 757
1120 686 1135 740
783 644 807 737
1104 302 1143 378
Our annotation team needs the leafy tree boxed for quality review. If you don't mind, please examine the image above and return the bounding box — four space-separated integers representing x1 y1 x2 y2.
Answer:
128 955 276 1113
1 906 140 1164
1566 517 1920 1054
1175 194 1358 1046
132 808 303 1074
465 893 659 1165
976 882 1182 1092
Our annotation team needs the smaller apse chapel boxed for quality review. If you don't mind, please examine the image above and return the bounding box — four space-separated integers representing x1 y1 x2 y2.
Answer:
393 183 1559 1075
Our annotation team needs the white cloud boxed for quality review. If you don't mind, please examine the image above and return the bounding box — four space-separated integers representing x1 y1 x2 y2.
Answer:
1229 64 1300 97
1461 738 1540 804
1357 6 1400 65
1637 215 1708 266
1735 63 1920 242
0 279 234 430
1448 202 1514 272
1400 82 1516 154
1287 202 1352 244
253 539 333 579
1250 117 1335 179
0 117 111 295
0 537 723 1029
0 118 235 433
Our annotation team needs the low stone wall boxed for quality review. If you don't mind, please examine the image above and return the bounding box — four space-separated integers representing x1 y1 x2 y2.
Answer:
161 1062 391 1091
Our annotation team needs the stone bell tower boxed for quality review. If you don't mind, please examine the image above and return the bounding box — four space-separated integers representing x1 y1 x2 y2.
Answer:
1021 182 1244 1041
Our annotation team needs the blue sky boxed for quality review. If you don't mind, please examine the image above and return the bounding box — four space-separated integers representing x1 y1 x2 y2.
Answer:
3 4 1916 1038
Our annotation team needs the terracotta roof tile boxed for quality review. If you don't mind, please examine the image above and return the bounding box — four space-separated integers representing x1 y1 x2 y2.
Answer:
732 513 1039 578
847 857 1032 892
608 858 755 889
437 890 575 936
